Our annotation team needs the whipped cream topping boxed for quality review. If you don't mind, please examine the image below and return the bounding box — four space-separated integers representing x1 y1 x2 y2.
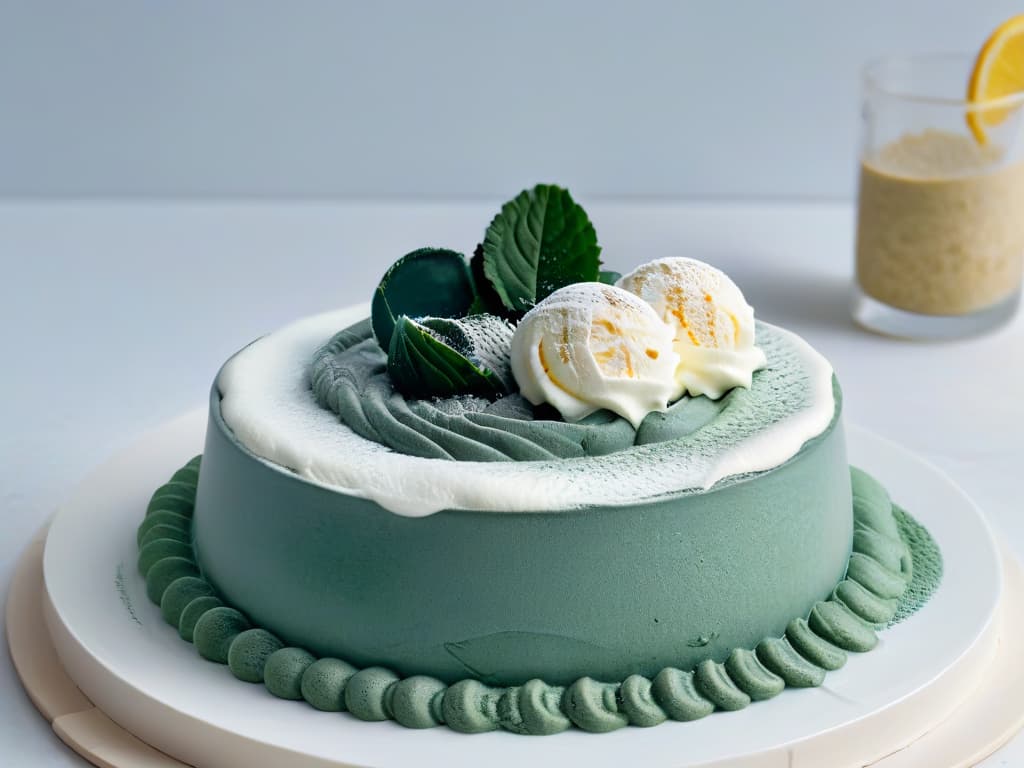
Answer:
617 257 767 400
510 283 680 428
217 306 836 516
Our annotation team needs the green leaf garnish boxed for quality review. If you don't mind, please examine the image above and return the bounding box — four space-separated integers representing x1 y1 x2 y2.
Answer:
371 248 474 351
467 243 509 317
482 184 601 315
598 269 622 285
387 314 514 399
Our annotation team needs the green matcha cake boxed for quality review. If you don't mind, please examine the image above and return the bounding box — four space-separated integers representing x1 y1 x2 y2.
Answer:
136 185 937 735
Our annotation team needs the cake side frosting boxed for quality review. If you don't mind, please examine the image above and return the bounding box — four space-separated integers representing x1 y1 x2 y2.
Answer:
197 383 853 685
221 305 836 516
139 460 941 735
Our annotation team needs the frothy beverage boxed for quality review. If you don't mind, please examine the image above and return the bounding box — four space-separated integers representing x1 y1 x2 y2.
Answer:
856 130 1024 316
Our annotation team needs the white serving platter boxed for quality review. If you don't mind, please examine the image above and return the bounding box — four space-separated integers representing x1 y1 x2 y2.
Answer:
7 411 1018 767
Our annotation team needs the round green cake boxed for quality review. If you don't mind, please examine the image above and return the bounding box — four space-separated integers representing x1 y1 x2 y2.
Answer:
135 305 939 735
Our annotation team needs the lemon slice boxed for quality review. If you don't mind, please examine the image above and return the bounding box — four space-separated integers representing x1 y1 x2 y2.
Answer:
967 14 1024 143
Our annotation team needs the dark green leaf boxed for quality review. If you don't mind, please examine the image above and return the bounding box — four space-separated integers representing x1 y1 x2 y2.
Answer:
466 295 490 315
419 314 514 391
371 248 474 351
389 322 460 395
468 243 510 317
387 315 513 399
482 184 601 314
598 269 622 285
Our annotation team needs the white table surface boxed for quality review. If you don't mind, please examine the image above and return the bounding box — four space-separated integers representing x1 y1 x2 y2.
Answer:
1 200 1022 766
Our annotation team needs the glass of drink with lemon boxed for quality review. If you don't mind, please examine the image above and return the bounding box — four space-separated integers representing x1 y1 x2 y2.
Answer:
852 16 1024 339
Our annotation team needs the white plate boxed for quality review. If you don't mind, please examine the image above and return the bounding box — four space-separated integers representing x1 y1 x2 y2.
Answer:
42 412 1002 768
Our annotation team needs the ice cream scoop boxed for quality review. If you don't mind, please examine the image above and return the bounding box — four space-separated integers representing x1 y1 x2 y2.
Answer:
616 257 767 399
510 283 680 428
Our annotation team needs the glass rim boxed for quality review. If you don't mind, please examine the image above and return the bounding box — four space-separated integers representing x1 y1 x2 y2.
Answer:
863 52 1024 112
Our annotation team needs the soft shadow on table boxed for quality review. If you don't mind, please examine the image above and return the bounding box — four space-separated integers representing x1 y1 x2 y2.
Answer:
727 261 861 337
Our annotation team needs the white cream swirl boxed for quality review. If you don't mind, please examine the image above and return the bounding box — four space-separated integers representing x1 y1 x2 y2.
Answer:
509 283 679 428
616 257 767 400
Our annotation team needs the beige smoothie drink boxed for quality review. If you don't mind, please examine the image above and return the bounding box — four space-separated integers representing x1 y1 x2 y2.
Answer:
856 130 1024 316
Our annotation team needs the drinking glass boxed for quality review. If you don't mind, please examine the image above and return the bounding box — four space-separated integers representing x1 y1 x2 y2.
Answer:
852 53 1024 339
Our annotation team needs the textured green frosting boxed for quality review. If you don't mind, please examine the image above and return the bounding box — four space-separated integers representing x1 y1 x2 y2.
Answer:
310 318 820 462
388 675 448 729
178 596 222 643
264 647 316 700
889 505 944 624
227 629 283 683
345 667 401 721
138 458 943 735
193 606 250 663
300 658 356 711
160 576 215 627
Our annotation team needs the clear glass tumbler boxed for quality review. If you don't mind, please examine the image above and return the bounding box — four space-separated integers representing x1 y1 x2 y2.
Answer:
852 54 1024 339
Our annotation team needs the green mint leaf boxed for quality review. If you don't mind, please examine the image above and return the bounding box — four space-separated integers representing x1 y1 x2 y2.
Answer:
468 243 510 317
387 314 513 399
371 248 474 351
419 314 515 392
598 269 622 285
466 295 490 315
482 184 601 314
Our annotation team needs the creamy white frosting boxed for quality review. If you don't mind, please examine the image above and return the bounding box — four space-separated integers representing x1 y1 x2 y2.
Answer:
510 283 679 428
218 306 836 516
617 257 767 400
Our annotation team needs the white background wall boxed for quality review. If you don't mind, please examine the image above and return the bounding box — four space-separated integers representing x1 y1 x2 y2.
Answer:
1 0 1018 200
